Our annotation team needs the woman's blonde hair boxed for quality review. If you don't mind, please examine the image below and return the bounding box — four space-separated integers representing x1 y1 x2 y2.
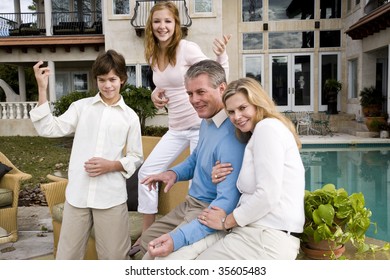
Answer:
223 77 302 148
144 1 183 68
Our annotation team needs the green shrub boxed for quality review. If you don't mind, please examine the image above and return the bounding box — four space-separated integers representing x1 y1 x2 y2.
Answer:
359 86 383 107
52 85 161 134
120 84 158 131
143 125 168 136
53 90 94 116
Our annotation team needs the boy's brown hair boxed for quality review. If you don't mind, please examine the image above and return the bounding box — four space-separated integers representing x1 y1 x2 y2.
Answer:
91 49 128 87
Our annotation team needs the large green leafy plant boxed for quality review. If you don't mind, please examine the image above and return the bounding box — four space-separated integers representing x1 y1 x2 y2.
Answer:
359 86 383 108
53 91 94 116
120 84 158 132
53 85 158 133
359 86 384 117
302 183 373 253
323 79 342 93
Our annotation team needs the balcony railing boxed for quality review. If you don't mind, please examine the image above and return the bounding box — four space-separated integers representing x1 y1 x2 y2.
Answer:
0 11 102 37
0 102 38 120
131 0 191 37
52 11 102 35
0 12 45 36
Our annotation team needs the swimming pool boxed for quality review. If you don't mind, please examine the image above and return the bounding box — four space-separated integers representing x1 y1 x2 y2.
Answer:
301 143 390 242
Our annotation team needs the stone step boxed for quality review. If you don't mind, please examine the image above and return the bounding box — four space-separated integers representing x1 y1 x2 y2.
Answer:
338 119 381 137
356 131 379 138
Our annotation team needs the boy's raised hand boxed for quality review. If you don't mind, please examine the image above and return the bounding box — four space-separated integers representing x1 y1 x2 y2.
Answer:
33 61 51 105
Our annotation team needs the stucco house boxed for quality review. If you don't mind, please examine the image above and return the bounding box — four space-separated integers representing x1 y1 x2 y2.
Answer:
0 0 389 136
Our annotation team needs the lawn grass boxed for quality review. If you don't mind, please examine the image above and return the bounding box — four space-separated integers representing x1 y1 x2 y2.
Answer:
1 136 72 189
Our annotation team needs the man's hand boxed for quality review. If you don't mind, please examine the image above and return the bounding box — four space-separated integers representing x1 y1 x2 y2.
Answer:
148 234 174 258
140 170 177 192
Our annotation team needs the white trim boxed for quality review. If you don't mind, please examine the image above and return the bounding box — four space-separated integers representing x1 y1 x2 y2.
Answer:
108 0 131 20
190 0 216 18
243 54 263 85
270 53 314 112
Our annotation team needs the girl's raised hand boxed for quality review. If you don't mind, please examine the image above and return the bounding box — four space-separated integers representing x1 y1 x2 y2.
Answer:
213 34 232 56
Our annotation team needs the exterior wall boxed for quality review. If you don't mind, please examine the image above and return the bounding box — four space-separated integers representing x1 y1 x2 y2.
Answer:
363 28 390 53
344 3 364 118
0 0 389 132
343 2 390 120
222 0 345 113
221 0 239 82
104 1 224 68
0 119 38 136
0 47 100 64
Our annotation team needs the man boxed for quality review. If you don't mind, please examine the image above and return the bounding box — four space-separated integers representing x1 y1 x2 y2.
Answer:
139 59 246 259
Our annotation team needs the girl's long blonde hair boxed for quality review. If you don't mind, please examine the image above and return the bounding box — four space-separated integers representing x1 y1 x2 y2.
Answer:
144 1 183 68
223 77 302 149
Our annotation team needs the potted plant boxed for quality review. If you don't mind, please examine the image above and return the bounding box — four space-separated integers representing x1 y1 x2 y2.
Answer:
379 123 390 139
365 116 387 133
359 86 386 132
359 86 384 117
300 183 373 259
323 79 342 115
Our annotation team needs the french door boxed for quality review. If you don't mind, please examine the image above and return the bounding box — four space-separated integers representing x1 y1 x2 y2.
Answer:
270 53 313 112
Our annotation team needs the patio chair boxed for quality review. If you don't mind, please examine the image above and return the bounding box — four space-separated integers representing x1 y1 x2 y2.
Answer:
0 152 32 242
84 21 102 34
311 113 333 136
53 21 85 35
283 110 298 127
0 226 14 245
296 112 320 135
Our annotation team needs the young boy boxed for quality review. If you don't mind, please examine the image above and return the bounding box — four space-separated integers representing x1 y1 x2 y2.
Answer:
30 50 143 260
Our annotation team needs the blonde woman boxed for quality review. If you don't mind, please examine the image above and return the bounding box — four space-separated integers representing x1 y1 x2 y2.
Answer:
197 77 305 260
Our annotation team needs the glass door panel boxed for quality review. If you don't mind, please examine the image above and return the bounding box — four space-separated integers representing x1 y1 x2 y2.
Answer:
320 54 339 111
293 55 312 111
271 54 312 111
271 55 289 109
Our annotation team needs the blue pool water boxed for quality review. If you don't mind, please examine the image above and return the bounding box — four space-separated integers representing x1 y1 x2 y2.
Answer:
301 143 390 242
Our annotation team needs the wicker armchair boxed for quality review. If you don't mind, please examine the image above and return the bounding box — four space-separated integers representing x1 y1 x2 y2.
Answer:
0 152 32 242
40 180 67 257
41 136 189 259
0 226 14 245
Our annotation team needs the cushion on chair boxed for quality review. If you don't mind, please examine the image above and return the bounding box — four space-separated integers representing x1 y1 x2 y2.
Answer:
0 226 9 238
0 188 13 207
52 202 64 223
0 162 12 179
126 166 141 211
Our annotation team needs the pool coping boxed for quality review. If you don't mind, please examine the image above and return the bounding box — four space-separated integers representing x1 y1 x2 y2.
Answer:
300 133 390 145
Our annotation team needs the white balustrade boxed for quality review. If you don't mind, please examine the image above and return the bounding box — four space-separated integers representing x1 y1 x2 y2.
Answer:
0 102 39 120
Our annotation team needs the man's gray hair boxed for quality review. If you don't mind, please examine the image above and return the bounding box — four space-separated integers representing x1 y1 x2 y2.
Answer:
184 59 226 88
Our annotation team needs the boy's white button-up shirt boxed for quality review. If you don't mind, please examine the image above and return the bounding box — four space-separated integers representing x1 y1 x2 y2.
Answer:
30 94 143 209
